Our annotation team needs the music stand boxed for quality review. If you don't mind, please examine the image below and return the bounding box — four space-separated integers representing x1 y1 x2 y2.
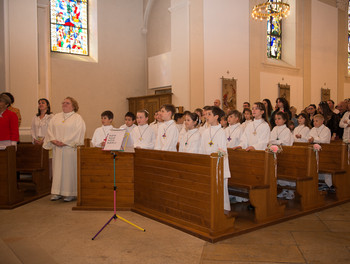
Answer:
92 130 145 240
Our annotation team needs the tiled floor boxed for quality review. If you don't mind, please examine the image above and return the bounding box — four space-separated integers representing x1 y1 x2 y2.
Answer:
0 198 349 264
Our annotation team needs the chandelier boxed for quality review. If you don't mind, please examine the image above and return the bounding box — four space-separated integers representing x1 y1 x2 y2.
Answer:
252 1 290 21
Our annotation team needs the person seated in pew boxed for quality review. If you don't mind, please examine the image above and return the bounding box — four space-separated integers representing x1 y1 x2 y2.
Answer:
234 102 271 151
149 110 163 138
154 104 179 152
240 108 253 132
120 112 136 149
220 115 228 129
293 113 311 143
199 106 231 212
308 114 331 144
226 110 243 148
178 112 201 153
131 110 156 149
174 113 185 132
269 111 293 146
91 110 114 148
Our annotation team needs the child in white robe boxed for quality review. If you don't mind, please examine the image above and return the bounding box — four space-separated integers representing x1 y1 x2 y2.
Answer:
120 112 136 149
131 110 156 149
339 107 350 141
293 113 311 143
154 104 179 151
149 110 163 138
199 106 231 212
269 111 293 146
226 110 243 148
179 112 201 153
91 110 114 148
241 108 253 132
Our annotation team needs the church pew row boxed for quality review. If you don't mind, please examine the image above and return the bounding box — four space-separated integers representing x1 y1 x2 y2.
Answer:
294 141 350 201
277 146 325 210
227 149 285 223
133 149 235 242
0 146 24 209
16 142 51 196
74 147 134 210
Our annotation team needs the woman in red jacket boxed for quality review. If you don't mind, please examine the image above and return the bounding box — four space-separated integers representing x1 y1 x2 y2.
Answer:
0 93 19 147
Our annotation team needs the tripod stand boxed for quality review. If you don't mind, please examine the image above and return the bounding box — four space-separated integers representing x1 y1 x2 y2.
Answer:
92 152 145 240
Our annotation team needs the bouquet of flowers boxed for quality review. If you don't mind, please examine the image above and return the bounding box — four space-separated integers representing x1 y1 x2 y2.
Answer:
313 144 322 152
217 148 227 158
266 144 283 155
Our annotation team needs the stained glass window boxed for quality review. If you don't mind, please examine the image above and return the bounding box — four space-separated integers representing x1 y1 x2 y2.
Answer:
50 0 88 56
267 0 282 60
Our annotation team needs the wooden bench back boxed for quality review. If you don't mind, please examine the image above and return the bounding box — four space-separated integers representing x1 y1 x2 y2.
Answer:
227 149 271 188
16 143 47 171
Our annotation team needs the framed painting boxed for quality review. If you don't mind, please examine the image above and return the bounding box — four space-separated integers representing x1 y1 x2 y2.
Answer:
222 77 237 111
278 83 290 103
321 88 330 101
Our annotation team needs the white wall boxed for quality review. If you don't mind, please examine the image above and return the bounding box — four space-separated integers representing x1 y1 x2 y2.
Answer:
203 0 249 108
311 0 338 103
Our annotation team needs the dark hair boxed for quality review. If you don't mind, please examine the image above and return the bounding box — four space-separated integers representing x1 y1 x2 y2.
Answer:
242 108 252 122
276 97 290 111
3 92 14 105
327 99 335 105
36 98 52 116
253 102 269 124
125 111 136 120
308 104 317 110
275 111 289 124
297 112 312 128
137 109 149 118
185 112 200 127
160 104 176 116
203 105 212 111
228 110 242 123
101 110 114 120
318 101 333 121
174 113 184 121
183 110 191 116
263 98 273 118
209 106 225 122
243 102 250 107
194 108 203 117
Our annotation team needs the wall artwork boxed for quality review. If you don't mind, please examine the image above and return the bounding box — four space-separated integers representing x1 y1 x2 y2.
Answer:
321 88 330 101
222 77 237 111
278 83 290 103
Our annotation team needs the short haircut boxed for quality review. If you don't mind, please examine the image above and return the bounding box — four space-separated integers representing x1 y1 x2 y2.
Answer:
137 109 149 118
182 110 191 116
243 108 252 115
313 114 325 121
174 113 184 121
203 105 212 111
0 93 11 106
243 102 250 107
65 96 79 112
209 106 225 122
101 110 114 119
275 111 289 122
2 92 14 104
228 110 242 123
308 104 317 109
327 99 335 105
160 104 176 116
125 111 136 120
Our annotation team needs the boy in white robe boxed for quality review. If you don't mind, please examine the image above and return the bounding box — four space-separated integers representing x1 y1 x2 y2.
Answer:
120 112 136 149
131 110 156 149
91 110 114 148
226 110 243 148
200 106 231 212
154 104 179 151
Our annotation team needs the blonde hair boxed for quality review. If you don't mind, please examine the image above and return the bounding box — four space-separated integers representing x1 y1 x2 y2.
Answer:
65 97 79 112
313 114 324 121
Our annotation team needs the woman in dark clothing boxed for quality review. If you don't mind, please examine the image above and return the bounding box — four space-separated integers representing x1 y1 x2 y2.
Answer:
270 97 292 128
263 98 273 121
318 101 340 140
307 104 317 127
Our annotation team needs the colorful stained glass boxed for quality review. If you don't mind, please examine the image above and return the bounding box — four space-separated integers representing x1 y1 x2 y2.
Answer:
267 0 282 60
50 0 88 55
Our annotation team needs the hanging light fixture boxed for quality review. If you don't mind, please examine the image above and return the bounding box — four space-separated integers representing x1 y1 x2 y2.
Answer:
252 0 290 21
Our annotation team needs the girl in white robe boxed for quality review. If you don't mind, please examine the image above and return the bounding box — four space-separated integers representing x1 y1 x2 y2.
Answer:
293 113 311 143
43 97 86 202
178 112 201 153
226 110 243 148
131 110 156 149
269 111 293 146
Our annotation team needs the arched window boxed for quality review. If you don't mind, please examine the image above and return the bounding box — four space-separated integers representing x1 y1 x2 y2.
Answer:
50 0 88 56
267 0 282 60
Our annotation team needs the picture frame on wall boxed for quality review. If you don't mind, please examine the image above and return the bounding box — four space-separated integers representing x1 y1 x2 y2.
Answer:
321 88 330 101
221 77 237 111
278 83 291 103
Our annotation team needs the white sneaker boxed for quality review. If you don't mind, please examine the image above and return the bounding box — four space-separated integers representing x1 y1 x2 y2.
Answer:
63 196 76 202
50 195 62 201
277 189 288 198
285 190 295 200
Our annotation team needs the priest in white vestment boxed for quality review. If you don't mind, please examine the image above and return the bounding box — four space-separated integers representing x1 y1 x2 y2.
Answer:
43 97 86 202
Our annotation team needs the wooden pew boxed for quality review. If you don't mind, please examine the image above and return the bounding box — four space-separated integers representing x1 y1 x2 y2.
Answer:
227 149 285 223
277 146 325 210
294 141 350 201
133 149 235 242
74 147 134 210
16 143 50 195
0 146 24 209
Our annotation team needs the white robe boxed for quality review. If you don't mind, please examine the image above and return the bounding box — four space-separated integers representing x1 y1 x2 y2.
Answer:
239 119 271 150
154 120 179 151
292 124 310 143
91 125 114 147
43 112 86 196
240 120 252 132
178 128 201 154
225 123 243 148
339 111 350 141
308 124 331 144
131 124 156 149
200 124 230 211
149 121 162 138
30 114 54 143
120 124 136 148
269 124 293 146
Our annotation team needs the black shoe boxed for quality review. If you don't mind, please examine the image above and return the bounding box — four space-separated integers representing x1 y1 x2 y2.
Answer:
247 204 255 211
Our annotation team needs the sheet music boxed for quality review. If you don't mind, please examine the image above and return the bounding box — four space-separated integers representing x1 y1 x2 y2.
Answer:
103 129 126 151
